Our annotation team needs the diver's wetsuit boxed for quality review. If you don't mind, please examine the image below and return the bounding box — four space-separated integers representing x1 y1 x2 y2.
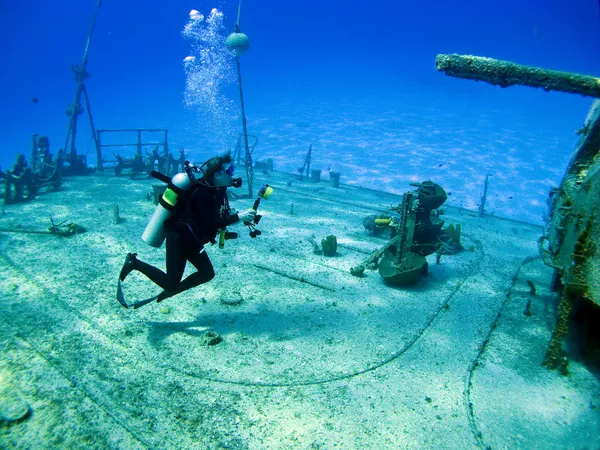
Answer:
132 181 240 298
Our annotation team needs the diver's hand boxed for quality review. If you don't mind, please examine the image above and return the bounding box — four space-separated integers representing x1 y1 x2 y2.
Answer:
238 209 256 223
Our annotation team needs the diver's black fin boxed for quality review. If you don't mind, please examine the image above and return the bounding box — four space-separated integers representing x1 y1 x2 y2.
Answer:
132 295 160 310
116 280 129 309
117 282 171 310
132 290 176 309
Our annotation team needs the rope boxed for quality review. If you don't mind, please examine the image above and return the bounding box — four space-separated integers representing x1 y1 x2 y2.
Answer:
463 255 540 449
177 239 485 388
236 56 253 197
2 236 492 443
231 0 253 196
0 232 484 391
236 0 242 30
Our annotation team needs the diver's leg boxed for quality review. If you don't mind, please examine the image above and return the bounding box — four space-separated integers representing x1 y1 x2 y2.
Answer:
123 231 187 290
177 250 215 291
156 250 215 302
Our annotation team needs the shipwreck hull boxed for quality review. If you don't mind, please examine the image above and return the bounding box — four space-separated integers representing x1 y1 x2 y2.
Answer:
544 100 600 368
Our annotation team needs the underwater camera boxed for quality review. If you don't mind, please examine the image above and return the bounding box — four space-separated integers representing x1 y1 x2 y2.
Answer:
246 184 274 238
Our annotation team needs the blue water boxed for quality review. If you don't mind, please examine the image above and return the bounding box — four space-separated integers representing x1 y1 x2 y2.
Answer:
2 3 600 447
1 0 599 223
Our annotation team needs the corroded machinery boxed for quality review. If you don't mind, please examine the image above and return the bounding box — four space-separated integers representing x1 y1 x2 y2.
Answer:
378 182 447 285
350 181 454 285
1 135 62 204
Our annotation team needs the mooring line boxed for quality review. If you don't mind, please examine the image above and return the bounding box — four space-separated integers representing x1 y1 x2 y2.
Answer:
177 240 485 388
2 241 485 399
463 255 540 449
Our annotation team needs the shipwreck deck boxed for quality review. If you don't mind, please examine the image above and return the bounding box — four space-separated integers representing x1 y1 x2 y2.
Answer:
0 170 598 449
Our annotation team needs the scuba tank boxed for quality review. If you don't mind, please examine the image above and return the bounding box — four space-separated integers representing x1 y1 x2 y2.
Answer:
142 166 194 248
142 156 243 248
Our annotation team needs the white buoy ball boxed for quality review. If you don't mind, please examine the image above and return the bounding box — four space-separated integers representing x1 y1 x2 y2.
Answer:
225 32 250 56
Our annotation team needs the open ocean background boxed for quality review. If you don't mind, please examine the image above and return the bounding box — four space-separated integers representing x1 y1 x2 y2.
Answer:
1 0 599 224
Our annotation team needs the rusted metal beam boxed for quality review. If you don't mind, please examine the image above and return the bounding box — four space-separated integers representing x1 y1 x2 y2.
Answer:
436 53 600 98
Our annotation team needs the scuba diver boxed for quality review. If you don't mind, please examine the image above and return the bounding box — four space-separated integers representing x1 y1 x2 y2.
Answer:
117 152 256 309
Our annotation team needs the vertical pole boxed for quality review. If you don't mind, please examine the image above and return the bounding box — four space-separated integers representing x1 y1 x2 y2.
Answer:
82 84 100 167
236 56 253 197
81 0 102 71
478 174 490 218
137 130 142 156
96 130 103 171
63 0 102 171
163 129 169 174
235 134 242 166
65 79 84 160
164 129 169 158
